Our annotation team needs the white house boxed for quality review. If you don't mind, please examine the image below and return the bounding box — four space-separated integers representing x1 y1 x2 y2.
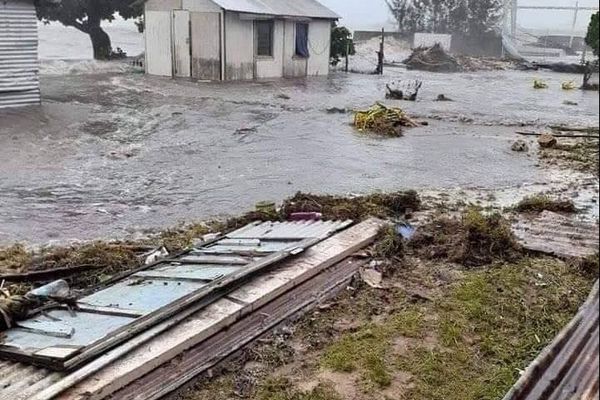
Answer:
144 0 339 81
0 0 40 109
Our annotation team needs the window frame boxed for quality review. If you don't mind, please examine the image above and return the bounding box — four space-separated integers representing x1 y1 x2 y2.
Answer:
255 19 275 58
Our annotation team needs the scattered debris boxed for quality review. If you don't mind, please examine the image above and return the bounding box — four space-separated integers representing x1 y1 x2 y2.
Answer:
512 211 599 258
514 195 577 214
409 209 522 267
353 103 419 137
511 140 529 152
280 191 421 221
234 127 258 135
404 44 461 72
533 79 549 89
385 80 423 101
276 94 291 100
359 267 384 289
563 100 579 106
435 94 453 102
561 81 576 90
326 107 347 114
538 134 557 148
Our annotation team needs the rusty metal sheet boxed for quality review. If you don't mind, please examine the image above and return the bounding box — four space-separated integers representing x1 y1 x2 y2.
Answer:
512 211 599 258
0 220 352 371
504 282 599 400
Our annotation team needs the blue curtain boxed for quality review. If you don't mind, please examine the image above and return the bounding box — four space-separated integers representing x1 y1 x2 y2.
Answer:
296 23 309 58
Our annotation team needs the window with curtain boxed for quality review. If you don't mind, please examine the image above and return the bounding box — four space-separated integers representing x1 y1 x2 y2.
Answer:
256 20 274 57
295 23 309 58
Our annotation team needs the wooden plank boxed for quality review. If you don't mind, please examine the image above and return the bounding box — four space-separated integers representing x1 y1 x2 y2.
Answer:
116 257 366 400
50 219 383 400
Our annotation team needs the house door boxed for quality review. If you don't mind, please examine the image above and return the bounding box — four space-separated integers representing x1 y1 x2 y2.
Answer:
172 10 191 78
191 12 221 80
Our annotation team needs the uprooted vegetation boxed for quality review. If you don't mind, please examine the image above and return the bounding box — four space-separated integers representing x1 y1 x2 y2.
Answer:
409 209 522 267
178 255 596 400
0 191 421 289
404 44 461 72
353 103 419 137
515 194 578 214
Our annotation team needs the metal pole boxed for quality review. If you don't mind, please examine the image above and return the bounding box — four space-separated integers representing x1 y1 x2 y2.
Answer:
569 1 579 49
345 40 350 73
377 28 385 75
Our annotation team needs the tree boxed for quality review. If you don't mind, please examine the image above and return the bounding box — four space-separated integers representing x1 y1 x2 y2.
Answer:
386 0 501 36
586 12 599 57
35 0 143 60
330 23 356 66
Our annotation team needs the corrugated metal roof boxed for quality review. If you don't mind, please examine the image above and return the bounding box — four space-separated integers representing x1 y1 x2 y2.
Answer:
211 0 340 19
504 282 599 400
512 211 599 258
0 0 40 109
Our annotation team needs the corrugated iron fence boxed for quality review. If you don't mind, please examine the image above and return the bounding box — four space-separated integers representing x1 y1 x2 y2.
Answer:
0 0 40 109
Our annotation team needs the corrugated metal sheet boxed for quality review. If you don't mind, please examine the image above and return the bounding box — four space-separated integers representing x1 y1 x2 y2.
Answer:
0 220 351 372
512 211 599 258
504 282 599 400
211 0 339 19
0 0 40 109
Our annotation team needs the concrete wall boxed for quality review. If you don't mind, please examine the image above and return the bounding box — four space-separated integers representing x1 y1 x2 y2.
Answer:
224 12 254 80
255 19 284 79
307 20 331 76
283 20 307 78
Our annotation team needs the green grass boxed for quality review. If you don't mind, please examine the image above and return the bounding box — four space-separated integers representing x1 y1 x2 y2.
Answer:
396 258 593 400
319 257 593 399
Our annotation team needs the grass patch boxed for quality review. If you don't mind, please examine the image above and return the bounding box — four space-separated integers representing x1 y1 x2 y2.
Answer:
515 195 577 214
257 379 341 400
0 244 31 272
410 209 522 267
321 307 425 389
396 258 593 400
540 140 599 174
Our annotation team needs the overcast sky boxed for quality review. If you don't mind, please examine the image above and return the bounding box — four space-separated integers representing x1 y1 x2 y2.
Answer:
319 0 599 33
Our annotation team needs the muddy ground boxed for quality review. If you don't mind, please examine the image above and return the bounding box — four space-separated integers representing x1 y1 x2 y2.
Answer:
0 66 598 245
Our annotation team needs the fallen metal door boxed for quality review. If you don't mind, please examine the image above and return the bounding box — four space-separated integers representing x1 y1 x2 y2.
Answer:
191 12 221 80
0 220 352 370
172 10 191 78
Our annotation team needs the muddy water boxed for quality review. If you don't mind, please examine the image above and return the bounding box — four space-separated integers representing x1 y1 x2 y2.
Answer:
0 68 598 245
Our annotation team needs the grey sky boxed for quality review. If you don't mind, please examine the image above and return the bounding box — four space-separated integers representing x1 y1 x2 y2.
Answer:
319 0 598 33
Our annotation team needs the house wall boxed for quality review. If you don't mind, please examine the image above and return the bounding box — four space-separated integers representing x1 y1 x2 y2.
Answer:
0 0 40 109
224 12 254 80
145 11 173 76
255 19 284 79
283 20 307 78
307 20 331 76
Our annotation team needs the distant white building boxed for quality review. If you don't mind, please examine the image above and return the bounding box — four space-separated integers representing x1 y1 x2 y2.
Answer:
144 0 338 81
0 0 40 109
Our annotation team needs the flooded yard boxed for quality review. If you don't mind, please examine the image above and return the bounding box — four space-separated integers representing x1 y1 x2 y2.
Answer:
0 66 598 245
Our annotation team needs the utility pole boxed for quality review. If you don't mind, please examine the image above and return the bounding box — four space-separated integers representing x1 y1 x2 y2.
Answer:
569 1 579 49
345 40 350 73
376 28 385 75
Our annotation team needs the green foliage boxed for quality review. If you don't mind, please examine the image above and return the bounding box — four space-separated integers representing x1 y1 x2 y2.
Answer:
330 22 355 66
386 0 502 36
586 12 600 56
35 0 143 59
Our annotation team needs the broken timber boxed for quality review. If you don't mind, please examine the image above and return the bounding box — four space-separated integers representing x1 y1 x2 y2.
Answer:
5 218 384 400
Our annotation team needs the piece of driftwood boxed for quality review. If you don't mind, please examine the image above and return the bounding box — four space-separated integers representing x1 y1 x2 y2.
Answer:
516 131 600 139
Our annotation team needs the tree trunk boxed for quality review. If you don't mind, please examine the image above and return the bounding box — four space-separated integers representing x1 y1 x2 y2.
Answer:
88 24 112 60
